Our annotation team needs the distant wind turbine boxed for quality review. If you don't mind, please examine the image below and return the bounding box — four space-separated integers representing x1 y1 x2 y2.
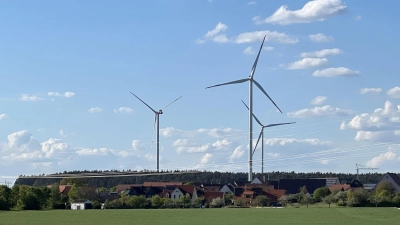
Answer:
206 35 282 181
129 91 182 172
241 100 295 174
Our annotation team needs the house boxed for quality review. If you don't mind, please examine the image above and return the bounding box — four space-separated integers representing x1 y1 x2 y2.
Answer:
71 200 93 210
232 183 286 206
125 186 163 198
116 182 183 194
377 173 400 193
329 180 363 192
312 177 340 187
163 185 198 204
219 183 235 194
363 184 376 191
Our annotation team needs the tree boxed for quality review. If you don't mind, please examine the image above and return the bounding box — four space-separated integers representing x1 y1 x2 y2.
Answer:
109 199 121 209
255 195 270 207
375 181 395 197
60 178 85 186
210 197 224 208
235 198 246 207
179 195 191 208
392 193 400 207
369 193 383 207
68 184 84 202
322 194 335 208
300 194 314 208
193 197 204 208
151 195 164 208
313 187 331 202
104 199 110 209
163 197 174 208
278 195 290 208
0 185 12 210
224 193 233 205
126 195 146 208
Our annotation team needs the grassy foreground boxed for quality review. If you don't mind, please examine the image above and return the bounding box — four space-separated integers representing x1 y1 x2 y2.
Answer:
0 207 399 225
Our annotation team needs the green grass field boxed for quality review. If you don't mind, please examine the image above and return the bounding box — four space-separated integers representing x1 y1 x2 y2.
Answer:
1 208 399 225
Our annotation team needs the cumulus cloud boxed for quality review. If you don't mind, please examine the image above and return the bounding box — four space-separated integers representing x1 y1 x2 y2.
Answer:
47 92 75 98
19 94 44 102
243 46 255 55
160 127 243 139
195 22 298 45
300 48 343 58
341 101 400 131
287 105 354 118
132 140 144 150
212 139 232 150
229 146 244 161
173 139 210 153
387 86 400 99
341 101 400 142
309 33 334 42
200 153 213 164
366 150 397 167
360 88 382 94
88 107 103 113
113 107 134 114
312 67 360 77
310 96 327 105
59 130 74 138
253 0 346 25
0 114 7 120
284 58 328 70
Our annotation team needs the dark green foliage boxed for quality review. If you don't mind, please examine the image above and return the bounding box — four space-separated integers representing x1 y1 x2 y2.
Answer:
313 187 331 202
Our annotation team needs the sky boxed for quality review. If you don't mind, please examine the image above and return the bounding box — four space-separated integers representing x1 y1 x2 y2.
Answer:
1 0 400 185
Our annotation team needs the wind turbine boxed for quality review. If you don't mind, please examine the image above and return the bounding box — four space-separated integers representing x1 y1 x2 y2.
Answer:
129 91 182 172
206 35 282 181
241 100 295 174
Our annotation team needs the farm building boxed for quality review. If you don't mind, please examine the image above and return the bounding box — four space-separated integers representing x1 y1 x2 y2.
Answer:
71 200 93 210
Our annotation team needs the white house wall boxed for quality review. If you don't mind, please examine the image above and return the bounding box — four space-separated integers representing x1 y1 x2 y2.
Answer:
379 174 400 193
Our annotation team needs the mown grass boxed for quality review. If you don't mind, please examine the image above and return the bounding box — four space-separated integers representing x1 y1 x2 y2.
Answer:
0 207 399 225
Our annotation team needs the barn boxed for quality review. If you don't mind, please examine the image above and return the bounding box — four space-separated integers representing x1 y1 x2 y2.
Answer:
71 200 93 210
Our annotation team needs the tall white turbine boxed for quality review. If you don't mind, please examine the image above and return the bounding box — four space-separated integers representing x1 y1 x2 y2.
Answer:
241 100 295 174
206 35 282 181
129 92 182 172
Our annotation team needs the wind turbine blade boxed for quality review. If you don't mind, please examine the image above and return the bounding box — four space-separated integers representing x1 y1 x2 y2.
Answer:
206 78 249 89
250 35 266 79
253 80 282 114
241 100 263 127
252 129 263 156
162 96 182 110
129 91 157 113
264 122 296 128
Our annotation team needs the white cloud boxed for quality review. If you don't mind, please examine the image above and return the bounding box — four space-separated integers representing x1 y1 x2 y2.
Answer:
75 148 113 156
47 92 75 98
243 46 255 55
312 67 360 77
288 105 353 118
205 22 228 38
300 48 343 58
387 86 400 99
200 153 213 164
366 151 396 167
341 101 400 132
196 23 298 45
0 114 7 120
354 15 362 21
248 1 256 5
265 138 332 147
253 0 346 25
88 107 103 113
234 30 298 44
132 140 144 150
144 154 157 161
212 139 232 150
264 46 274 51
310 96 327 105
113 107 134 114
341 101 400 142
41 138 69 158
19 94 44 102
309 33 334 42
229 146 244 161
59 130 74 138
360 88 382 94
284 57 328 70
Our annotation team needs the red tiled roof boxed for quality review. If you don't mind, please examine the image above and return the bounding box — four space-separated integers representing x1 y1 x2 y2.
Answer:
59 185 72 195
329 184 351 192
243 190 254 195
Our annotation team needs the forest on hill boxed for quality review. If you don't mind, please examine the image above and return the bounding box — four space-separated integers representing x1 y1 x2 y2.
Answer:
13 170 392 188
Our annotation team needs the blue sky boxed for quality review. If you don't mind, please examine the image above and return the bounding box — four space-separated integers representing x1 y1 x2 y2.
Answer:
1 0 400 184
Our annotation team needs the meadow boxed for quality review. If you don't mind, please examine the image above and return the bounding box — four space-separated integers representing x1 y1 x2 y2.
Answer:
1 207 399 225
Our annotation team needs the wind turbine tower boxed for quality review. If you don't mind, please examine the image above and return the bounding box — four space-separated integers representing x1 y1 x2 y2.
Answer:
206 36 282 181
241 100 295 174
130 92 182 172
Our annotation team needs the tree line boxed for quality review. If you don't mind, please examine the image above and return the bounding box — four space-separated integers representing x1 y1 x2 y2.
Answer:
14 170 390 188
278 181 400 208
